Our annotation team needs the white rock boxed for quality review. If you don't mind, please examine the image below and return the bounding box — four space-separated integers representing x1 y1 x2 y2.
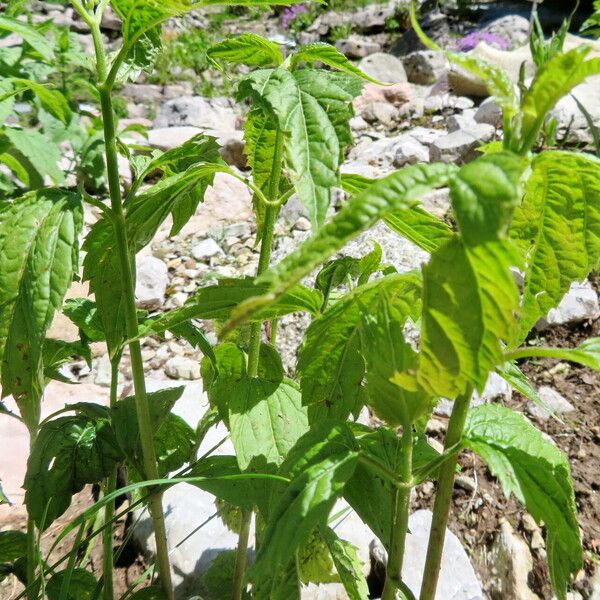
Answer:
154 95 238 133
335 36 381 59
435 372 511 417
165 355 200 380
191 238 224 261
474 97 502 126
359 52 407 83
527 386 575 421
301 583 348 599
361 100 399 126
551 78 600 143
402 50 448 85
480 15 530 49
392 135 429 167
447 111 478 133
537 281 600 328
147 126 203 151
488 519 538 600
409 126 446 146
135 256 168 310
94 353 113 387
425 94 474 113
429 124 495 163
401 510 483 599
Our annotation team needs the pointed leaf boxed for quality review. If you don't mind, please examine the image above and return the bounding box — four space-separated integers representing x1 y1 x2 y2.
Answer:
511 151 600 341
208 33 283 67
0 190 82 430
464 404 582 600
0 16 53 57
0 531 27 563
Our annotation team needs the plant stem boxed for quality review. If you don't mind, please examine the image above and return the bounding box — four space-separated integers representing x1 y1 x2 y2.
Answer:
231 129 284 600
231 508 252 600
26 427 39 600
418 386 473 600
381 426 413 600
102 359 119 600
98 79 173 600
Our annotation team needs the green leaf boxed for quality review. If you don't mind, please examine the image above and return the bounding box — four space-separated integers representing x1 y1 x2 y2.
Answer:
291 42 379 83
506 337 600 372
25 415 122 528
415 238 521 398
517 46 600 152
0 531 27 563
43 338 91 381
298 273 421 423
496 361 543 408
251 451 359 580
238 67 361 227
63 298 106 342
46 568 97 600
449 152 527 246
0 16 54 58
321 526 369 600
133 279 322 344
208 33 283 67
464 404 582 599
223 163 456 334
0 190 82 430
127 587 166 600
228 378 308 470
5 79 71 125
359 284 431 426
111 387 185 477
511 151 600 341
4 128 64 184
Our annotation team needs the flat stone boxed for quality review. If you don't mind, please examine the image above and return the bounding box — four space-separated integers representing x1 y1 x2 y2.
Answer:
147 126 203 151
429 124 495 164
402 50 448 85
537 281 600 329
527 386 576 421
165 355 200 381
135 255 168 310
335 36 381 59
358 52 407 84
154 95 238 133
191 238 224 261
401 510 483 599
392 134 429 167
474 97 502 126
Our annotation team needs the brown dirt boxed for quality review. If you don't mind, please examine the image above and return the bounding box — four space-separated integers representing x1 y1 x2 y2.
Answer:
415 318 600 600
0 489 149 600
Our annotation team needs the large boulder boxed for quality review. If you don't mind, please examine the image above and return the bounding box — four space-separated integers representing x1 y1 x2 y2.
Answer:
154 96 238 134
358 52 408 83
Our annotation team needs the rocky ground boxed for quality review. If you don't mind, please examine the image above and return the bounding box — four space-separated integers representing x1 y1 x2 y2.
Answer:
2 1 600 599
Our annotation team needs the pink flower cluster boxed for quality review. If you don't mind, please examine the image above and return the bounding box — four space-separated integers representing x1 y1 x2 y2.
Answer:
280 3 309 29
457 31 509 52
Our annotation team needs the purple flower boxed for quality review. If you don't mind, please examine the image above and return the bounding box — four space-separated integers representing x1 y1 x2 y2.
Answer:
281 3 308 29
457 31 510 52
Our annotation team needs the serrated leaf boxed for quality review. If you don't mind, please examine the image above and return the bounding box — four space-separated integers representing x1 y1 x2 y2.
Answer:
0 190 82 430
4 128 64 184
110 387 185 477
63 298 105 342
0 16 54 58
238 67 361 227
228 378 308 470
0 531 27 563
449 152 527 246
464 404 582 600
321 527 369 600
298 273 421 422
360 284 431 426
416 238 520 398
223 163 456 334
208 33 283 67
251 451 359 580
511 151 600 341
5 78 71 124
291 42 379 83
25 415 122 528
46 568 97 600
133 278 322 344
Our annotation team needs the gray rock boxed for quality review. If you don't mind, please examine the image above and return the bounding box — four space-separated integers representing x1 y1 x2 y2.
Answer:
218 130 247 169
447 111 478 133
154 96 238 133
551 78 600 144
392 135 429 167
361 101 399 126
308 0 402 35
401 510 483 599
480 15 530 50
122 83 164 103
165 355 200 380
147 126 203 151
135 255 168 310
435 372 511 417
358 52 407 84
100 6 121 31
488 519 538 600
527 386 576 421
537 281 600 328
191 238 224 261
429 124 495 164
409 126 446 147
424 94 475 112
474 97 502 126
402 50 448 85
335 36 381 59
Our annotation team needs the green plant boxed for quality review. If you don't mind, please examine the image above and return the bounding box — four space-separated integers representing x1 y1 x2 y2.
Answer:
2 2 600 600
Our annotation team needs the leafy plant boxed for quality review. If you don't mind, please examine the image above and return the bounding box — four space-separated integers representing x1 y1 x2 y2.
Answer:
2 1 600 600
